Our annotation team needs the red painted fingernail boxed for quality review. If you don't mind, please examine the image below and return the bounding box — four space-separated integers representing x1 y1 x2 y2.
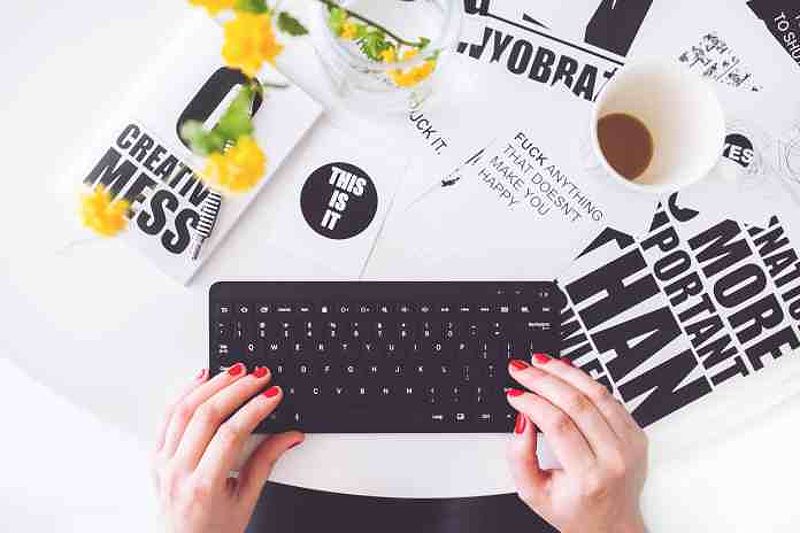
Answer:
509 359 529 371
263 386 280 398
196 368 207 380
563 358 575 367
533 353 551 364
514 412 526 434
252 366 268 378
227 362 245 376
506 388 524 398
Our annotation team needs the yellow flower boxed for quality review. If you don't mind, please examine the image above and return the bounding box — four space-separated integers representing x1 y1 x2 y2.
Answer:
79 186 130 237
382 48 437 88
188 0 234 15
340 21 359 41
222 12 284 78
381 47 398 63
201 136 267 193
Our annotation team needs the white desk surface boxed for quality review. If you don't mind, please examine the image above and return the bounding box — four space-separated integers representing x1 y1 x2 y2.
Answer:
3 1 800 531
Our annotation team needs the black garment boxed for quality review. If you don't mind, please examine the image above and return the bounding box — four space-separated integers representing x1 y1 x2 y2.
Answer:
584 0 654 57
247 482 557 533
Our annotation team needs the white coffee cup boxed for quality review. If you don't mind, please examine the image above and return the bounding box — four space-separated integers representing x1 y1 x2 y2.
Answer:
591 60 726 194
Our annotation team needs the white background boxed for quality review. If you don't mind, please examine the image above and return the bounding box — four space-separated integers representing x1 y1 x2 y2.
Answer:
2 0 800 531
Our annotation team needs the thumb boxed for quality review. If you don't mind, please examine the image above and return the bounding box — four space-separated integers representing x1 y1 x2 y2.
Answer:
238 431 304 508
507 412 549 511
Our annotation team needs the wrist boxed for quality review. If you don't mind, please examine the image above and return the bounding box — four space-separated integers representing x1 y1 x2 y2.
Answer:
565 512 645 533
617 512 646 533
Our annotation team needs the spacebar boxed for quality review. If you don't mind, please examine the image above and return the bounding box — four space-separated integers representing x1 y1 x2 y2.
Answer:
302 406 416 433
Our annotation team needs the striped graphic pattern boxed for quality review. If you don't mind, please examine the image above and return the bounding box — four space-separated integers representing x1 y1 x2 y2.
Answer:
191 191 223 260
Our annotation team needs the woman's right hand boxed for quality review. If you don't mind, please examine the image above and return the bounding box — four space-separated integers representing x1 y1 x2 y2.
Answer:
152 363 304 533
506 354 649 533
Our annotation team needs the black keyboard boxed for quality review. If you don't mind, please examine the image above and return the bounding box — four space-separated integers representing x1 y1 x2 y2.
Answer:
209 282 560 433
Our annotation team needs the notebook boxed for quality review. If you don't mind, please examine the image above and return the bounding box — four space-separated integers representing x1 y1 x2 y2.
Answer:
65 13 322 284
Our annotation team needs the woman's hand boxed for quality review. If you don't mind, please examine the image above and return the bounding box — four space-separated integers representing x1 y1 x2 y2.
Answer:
153 363 304 533
506 354 648 533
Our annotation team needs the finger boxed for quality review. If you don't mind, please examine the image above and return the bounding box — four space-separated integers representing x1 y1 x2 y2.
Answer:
507 412 550 510
156 369 208 453
161 362 250 459
506 389 595 473
238 430 304 509
509 359 620 459
175 366 273 470
193 384 283 485
531 353 641 441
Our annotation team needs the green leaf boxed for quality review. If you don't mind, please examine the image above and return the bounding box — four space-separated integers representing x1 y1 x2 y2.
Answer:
354 23 369 40
213 85 255 142
417 36 431 49
180 121 226 157
234 0 268 14
327 6 347 34
181 84 256 156
360 29 392 61
277 11 308 36
426 49 441 62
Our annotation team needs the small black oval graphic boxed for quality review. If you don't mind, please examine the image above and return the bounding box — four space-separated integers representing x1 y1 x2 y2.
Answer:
300 162 378 240
176 68 263 151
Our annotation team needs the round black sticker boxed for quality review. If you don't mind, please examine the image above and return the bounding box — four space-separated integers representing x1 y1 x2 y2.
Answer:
723 133 755 169
300 162 378 240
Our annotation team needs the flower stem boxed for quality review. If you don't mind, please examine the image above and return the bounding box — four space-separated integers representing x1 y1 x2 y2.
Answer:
314 0 427 48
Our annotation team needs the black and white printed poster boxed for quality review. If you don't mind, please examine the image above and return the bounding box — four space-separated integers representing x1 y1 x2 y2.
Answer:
455 0 800 102
380 0 800 447
748 0 800 68
262 118 408 277
558 195 800 428
66 14 322 284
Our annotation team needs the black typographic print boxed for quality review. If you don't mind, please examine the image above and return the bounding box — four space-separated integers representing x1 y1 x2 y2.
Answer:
723 134 756 169
463 0 490 15
748 0 800 68
300 162 378 240
560 196 800 427
584 0 654 57
462 0 651 61
83 123 204 255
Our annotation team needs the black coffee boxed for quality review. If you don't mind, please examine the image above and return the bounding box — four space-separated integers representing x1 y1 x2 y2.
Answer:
597 113 653 181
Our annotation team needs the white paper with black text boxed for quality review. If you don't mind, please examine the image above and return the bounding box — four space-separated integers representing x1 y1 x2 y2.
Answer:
66 14 322 284
435 1 800 446
555 193 800 454
261 118 409 277
382 75 658 280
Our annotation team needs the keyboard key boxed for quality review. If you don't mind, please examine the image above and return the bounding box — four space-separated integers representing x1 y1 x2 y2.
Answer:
339 340 358 359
